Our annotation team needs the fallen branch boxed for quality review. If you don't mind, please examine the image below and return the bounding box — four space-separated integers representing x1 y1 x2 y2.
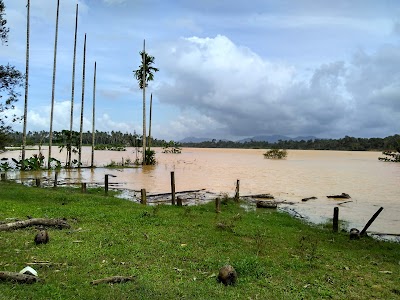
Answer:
327 193 351 199
90 276 135 285
0 218 70 231
0 271 39 284
147 189 207 198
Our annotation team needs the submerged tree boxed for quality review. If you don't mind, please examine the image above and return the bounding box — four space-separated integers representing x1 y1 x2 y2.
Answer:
0 1 24 150
378 138 400 162
263 149 288 159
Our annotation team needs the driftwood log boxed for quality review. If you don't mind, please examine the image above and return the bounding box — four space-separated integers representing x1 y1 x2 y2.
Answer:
90 276 135 285
256 201 277 209
327 193 351 199
0 218 70 231
302 196 317 202
0 271 39 284
243 194 274 199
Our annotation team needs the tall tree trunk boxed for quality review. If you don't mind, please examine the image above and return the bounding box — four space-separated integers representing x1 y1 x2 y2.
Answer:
91 61 96 167
78 34 86 167
148 93 152 150
142 40 146 165
69 3 78 167
21 0 30 167
48 0 60 169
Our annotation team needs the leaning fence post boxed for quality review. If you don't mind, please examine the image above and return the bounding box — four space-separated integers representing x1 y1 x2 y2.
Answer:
171 171 176 205
333 207 339 232
360 207 384 236
234 179 240 202
141 188 147 205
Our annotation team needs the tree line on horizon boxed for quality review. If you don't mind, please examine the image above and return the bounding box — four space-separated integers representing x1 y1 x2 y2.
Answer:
180 134 400 151
5 131 399 152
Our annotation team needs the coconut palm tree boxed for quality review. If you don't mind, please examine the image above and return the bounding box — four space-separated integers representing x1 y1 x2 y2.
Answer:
133 41 158 165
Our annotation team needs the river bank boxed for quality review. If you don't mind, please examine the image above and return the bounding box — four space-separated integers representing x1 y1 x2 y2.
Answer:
1 182 400 299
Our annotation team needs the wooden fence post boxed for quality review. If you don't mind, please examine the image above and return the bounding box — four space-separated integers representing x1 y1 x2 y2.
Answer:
81 183 87 193
53 172 58 188
171 171 176 205
234 179 240 202
215 198 221 213
1 173 6 181
333 207 339 232
105 174 117 195
141 188 147 205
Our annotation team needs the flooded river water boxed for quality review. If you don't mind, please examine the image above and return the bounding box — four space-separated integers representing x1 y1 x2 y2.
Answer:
1 147 399 236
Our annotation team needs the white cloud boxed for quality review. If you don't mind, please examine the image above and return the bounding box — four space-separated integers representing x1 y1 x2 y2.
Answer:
155 35 400 138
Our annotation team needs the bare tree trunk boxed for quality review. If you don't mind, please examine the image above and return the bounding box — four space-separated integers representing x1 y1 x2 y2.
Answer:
78 34 87 167
0 218 70 231
142 40 146 165
69 3 79 167
48 0 60 169
21 0 30 166
91 61 96 167
148 93 152 150
0 272 39 284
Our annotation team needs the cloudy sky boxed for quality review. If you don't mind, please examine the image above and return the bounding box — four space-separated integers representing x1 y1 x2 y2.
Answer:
1 0 399 141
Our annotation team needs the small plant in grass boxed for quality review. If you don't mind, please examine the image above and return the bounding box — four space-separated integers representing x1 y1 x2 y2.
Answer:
297 235 319 264
263 149 287 159
220 193 231 205
216 213 241 233
253 229 267 256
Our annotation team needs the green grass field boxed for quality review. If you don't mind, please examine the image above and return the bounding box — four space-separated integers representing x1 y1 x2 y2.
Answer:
0 181 399 299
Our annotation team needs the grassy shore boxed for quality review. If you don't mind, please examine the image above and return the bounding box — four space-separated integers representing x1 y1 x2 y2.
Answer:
0 182 399 299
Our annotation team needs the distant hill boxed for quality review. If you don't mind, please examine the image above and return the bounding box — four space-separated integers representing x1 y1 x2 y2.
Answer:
180 135 317 144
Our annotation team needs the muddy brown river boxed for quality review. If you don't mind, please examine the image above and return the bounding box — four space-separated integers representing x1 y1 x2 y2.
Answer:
1 147 399 237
